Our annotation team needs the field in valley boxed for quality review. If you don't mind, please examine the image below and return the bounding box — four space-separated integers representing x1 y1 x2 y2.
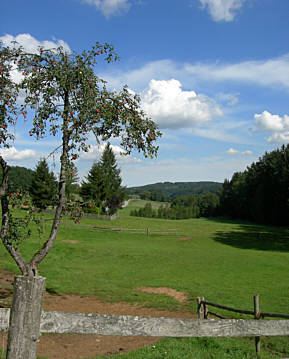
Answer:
0 200 289 358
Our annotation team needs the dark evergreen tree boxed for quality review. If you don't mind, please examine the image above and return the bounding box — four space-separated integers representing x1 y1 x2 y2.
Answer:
65 162 80 202
30 159 58 210
80 162 106 209
100 143 126 215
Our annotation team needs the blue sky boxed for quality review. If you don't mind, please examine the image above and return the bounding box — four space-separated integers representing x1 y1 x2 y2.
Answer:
1 0 289 186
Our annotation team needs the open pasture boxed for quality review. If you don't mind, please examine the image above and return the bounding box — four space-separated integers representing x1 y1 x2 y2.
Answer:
0 201 289 358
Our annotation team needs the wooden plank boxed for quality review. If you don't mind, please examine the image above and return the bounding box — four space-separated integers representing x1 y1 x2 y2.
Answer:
1 309 289 337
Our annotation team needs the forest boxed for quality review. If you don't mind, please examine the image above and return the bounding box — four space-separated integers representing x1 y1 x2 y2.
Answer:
131 144 289 225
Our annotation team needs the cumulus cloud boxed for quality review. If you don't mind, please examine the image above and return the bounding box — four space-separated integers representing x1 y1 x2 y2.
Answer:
82 0 130 17
253 111 289 144
199 0 245 22
141 79 222 129
0 147 37 161
0 33 70 53
226 148 252 155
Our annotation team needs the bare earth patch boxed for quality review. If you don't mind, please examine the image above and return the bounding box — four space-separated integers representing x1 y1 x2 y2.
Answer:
179 236 192 241
61 240 80 244
136 287 189 303
0 270 196 359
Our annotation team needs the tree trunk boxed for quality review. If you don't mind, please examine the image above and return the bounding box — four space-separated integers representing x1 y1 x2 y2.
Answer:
6 276 46 359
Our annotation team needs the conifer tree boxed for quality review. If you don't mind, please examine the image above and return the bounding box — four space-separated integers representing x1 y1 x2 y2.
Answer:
100 143 126 214
30 158 57 210
65 161 79 202
80 162 106 208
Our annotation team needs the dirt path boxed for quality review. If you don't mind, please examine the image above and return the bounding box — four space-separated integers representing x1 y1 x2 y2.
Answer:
0 269 196 359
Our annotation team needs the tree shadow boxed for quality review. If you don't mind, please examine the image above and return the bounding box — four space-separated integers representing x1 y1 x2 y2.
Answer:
212 223 289 252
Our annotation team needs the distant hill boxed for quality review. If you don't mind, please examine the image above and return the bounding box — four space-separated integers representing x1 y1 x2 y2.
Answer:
0 165 35 192
126 181 223 200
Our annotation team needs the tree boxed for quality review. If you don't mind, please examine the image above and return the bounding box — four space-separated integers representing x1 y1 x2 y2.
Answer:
30 158 58 210
0 40 161 359
65 161 80 202
80 162 106 208
100 143 126 214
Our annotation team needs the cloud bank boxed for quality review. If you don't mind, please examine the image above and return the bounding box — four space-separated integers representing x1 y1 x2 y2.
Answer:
0 33 71 53
0 147 37 161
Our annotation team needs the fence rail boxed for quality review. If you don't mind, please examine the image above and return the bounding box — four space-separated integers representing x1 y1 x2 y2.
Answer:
197 295 289 357
198 297 289 320
92 226 178 236
0 308 289 338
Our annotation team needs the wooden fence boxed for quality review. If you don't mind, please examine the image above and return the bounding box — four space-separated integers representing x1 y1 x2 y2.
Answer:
197 295 289 357
92 226 178 237
0 308 289 338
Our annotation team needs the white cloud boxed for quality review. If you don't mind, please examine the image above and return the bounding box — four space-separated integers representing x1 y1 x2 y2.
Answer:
82 0 130 17
0 147 38 161
185 54 289 90
141 79 222 129
226 147 252 155
254 111 288 132
101 54 289 94
216 92 239 106
0 33 71 54
199 0 245 22
253 111 289 144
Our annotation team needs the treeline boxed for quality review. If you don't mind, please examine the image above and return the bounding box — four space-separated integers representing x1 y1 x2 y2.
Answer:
130 192 219 220
218 144 289 225
131 145 289 225
127 181 222 200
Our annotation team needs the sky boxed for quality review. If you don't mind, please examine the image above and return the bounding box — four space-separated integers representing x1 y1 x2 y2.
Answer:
1 0 289 187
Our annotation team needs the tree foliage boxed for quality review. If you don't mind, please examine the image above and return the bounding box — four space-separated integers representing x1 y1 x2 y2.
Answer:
218 144 289 225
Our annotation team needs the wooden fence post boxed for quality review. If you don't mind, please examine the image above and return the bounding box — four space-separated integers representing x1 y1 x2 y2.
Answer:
202 297 208 319
254 294 261 358
146 228 149 237
197 297 202 319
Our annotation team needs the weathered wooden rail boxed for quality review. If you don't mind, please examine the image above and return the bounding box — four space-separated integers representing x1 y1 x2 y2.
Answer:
197 295 289 357
1 308 289 338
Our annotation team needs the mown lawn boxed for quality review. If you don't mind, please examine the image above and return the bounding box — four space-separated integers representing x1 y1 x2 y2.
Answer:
0 201 289 358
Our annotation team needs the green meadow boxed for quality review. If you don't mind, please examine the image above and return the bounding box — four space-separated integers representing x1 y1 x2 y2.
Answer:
1 200 289 358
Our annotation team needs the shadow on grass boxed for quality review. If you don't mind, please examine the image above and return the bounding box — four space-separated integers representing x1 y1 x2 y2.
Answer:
212 223 289 252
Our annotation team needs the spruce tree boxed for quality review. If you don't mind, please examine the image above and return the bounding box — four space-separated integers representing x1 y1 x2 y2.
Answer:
80 162 106 209
100 143 126 215
30 159 57 210
65 161 80 202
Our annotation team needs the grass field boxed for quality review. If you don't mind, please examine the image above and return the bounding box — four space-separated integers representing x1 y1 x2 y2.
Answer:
1 201 289 358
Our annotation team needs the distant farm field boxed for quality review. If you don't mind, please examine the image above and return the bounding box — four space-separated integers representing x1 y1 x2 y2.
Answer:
1 200 289 358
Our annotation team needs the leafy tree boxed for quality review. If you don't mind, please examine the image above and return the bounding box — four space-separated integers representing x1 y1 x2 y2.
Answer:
0 41 161 359
30 158 58 210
